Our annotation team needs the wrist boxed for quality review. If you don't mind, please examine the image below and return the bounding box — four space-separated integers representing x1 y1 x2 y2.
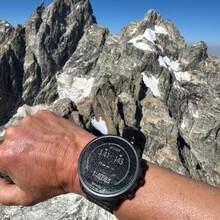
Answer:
55 123 96 196
69 133 96 196
69 133 95 196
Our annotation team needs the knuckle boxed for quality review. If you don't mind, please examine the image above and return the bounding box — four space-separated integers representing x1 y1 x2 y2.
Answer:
4 126 18 138
21 115 33 124
36 109 54 117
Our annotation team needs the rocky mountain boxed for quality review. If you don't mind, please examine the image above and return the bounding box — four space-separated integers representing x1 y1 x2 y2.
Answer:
0 20 14 43
0 0 220 219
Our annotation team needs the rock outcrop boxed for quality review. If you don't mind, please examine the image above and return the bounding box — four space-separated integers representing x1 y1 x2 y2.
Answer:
0 20 14 43
0 0 220 219
0 0 96 123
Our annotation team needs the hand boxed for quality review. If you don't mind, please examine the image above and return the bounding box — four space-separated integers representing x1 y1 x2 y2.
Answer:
0 110 95 206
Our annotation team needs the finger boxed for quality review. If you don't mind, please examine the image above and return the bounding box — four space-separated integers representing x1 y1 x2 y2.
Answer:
0 179 28 206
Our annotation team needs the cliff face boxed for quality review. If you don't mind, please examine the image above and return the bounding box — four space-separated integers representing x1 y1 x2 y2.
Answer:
0 0 220 219
0 0 96 122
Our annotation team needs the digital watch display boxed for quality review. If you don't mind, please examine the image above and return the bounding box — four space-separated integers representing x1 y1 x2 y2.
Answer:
78 136 139 198
77 127 146 213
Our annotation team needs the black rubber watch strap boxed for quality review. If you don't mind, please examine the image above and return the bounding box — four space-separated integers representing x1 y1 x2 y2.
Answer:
122 127 146 155
86 194 119 213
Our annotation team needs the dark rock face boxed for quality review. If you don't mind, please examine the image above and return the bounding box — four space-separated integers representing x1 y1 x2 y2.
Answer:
0 0 96 123
22 0 96 105
0 25 25 124
0 0 220 219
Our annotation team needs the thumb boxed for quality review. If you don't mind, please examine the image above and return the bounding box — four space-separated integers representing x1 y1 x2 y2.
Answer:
0 178 28 206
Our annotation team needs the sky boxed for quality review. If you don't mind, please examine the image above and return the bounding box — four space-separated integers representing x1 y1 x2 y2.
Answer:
0 0 219 57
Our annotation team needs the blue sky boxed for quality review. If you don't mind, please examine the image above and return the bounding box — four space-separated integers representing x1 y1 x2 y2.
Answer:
0 0 219 56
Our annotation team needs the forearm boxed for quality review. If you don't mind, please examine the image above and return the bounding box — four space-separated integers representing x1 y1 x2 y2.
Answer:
1 110 219 220
71 127 220 219
113 162 220 220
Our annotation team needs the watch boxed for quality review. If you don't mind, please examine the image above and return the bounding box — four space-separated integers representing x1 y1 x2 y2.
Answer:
77 127 147 213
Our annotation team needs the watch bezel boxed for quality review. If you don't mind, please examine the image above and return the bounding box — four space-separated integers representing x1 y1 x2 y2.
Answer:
78 135 141 200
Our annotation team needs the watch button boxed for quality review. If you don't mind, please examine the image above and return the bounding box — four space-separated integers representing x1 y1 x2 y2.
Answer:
138 176 144 186
126 191 134 199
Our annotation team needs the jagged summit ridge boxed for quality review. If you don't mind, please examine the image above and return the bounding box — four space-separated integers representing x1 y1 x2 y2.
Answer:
0 20 14 43
22 0 96 104
0 1 220 219
0 0 96 123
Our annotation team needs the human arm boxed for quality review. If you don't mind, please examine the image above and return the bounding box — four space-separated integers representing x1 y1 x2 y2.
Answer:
114 162 220 220
0 110 95 205
0 110 219 219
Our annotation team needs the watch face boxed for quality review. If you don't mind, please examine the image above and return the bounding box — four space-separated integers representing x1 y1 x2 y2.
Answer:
78 136 140 199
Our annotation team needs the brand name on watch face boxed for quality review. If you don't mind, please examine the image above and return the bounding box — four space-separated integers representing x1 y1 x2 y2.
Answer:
82 141 137 194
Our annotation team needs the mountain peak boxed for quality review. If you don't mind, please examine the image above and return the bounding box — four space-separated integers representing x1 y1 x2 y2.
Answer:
0 3 220 219
143 9 163 25
0 20 14 43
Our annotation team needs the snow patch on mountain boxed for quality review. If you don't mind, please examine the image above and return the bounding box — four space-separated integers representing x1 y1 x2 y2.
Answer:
144 25 168 42
129 28 137 35
144 29 156 42
129 25 168 51
141 72 161 97
174 71 190 81
57 73 94 103
155 25 168 35
91 117 108 135
158 56 190 81
129 36 152 51
158 56 179 71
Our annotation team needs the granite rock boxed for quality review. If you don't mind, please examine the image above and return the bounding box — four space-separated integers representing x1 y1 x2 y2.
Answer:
0 0 220 219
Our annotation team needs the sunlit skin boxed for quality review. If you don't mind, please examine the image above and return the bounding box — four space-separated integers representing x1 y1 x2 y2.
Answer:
0 110 220 219
0 110 95 205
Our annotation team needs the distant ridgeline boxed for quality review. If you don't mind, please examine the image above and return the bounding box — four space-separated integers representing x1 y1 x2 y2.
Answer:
0 0 220 219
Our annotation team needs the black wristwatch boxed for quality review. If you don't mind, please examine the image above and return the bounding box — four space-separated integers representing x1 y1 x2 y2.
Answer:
77 127 147 213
